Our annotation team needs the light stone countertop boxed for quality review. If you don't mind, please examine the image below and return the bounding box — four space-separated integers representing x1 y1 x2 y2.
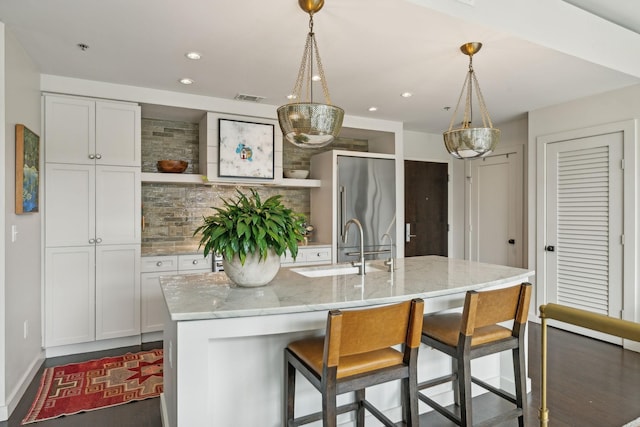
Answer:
160 256 534 321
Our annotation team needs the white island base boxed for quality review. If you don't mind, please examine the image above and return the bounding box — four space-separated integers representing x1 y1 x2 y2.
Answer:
160 256 533 427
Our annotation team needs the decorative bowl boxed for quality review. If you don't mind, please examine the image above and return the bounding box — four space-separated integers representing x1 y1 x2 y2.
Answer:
283 169 309 179
157 160 188 173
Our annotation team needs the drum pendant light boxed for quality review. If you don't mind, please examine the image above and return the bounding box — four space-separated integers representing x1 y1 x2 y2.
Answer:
443 42 500 159
277 0 344 148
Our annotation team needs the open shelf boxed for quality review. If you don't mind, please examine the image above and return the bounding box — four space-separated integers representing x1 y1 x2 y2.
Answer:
141 173 321 187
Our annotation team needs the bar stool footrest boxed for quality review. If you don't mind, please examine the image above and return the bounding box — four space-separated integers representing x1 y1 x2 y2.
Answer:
362 399 397 427
471 376 517 405
290 402 360 426
417 373 457 391
417 392 461 425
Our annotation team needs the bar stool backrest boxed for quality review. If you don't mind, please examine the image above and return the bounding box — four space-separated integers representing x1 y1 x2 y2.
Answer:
461 284 532 337
324 299 424 367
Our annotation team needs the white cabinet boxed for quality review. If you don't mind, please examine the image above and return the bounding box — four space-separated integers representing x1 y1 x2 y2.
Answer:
44 95 141 166
45 164 140 247
141 254 212 333
281 245 331 266
44 94 141 349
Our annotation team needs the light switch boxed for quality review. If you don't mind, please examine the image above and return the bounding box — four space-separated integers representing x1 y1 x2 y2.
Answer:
11 225 18 242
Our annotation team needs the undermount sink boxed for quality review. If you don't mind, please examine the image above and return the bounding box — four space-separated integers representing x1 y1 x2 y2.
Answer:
291 263 385 278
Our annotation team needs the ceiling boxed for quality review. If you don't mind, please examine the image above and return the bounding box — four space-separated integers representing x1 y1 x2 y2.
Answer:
0 0 639 133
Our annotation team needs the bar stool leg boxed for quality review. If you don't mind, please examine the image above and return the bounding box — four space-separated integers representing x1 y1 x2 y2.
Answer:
322 381 338 427
285 358 296 426
458 351 473 427
355 389 365 426
513 343 527 427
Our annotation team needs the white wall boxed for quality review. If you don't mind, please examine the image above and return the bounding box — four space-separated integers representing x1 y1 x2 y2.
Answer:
2 27 43 420
528 83 640 325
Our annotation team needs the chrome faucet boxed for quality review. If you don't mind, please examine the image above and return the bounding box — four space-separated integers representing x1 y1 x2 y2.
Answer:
382 233 395 272
343 218 365 275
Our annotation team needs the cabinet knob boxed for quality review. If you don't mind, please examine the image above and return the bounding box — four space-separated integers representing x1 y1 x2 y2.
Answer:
89 238 95 244
88 154 95 159
95 153 102 159
192 260 199 265
156 261 163 267
95 237 102 244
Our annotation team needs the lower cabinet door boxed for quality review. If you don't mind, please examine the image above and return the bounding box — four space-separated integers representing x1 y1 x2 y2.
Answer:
141 271 174 333
95 244 141 340
45 246 96 347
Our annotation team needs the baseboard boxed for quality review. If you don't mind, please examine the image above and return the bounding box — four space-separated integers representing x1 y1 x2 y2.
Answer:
142 331 163 343
1 349 45 421
45 335 142 358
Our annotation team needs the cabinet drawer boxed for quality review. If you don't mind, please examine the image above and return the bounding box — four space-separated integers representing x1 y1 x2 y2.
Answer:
178 254 212 272
141 255 178 273
302 248 331 263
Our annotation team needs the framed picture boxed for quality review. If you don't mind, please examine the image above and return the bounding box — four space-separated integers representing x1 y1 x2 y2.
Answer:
218 118 275 179
15 124 40 214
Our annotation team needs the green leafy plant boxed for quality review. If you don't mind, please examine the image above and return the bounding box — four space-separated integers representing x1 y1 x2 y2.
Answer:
194 189 306 265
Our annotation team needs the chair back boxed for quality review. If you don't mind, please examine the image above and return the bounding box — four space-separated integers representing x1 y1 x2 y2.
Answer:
460 283 532 336
323 298 424 367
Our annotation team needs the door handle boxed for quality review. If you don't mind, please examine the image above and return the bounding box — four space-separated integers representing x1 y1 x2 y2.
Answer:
545 245 555 252
339 186 346 240
405 223 416 243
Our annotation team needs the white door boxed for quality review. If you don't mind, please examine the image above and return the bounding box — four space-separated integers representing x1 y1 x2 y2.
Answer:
95 165 141 245
45 246 96 347
95 101 141 167
467 146 523 267
44 95 95 165
45 163 95 247
95 244 141 340
544 132 623 342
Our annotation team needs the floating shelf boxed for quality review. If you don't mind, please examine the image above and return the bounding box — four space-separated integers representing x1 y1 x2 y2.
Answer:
141 173 321 188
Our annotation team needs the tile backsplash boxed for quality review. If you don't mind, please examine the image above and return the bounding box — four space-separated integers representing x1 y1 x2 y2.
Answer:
141 117 367 253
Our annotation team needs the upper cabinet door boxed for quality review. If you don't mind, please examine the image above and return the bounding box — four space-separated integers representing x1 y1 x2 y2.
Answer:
96 101 141 167
44 96 96 165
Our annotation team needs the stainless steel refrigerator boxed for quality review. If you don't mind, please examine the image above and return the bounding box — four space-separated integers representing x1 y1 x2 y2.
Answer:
336 155 396 263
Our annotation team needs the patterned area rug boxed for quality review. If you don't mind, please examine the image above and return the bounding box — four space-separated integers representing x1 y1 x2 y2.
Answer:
22 349 163 424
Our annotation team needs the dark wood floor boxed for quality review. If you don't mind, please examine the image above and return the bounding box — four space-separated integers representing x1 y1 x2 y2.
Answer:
2 324 640 427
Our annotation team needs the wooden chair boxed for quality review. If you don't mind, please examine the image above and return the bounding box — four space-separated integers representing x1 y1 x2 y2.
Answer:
284 298 424 427
418 282 532 427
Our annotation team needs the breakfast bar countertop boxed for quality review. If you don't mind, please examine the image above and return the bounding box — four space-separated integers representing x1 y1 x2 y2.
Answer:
160 255 534 321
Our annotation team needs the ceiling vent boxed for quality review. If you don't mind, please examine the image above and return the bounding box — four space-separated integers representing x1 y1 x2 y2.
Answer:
234 94 265 103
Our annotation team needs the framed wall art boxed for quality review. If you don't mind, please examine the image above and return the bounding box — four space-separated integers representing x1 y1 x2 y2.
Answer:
15 124 40 214
218 118 275 179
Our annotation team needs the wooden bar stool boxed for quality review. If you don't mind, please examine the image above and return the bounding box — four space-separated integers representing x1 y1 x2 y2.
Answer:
418 282 532 427
284 298 424 427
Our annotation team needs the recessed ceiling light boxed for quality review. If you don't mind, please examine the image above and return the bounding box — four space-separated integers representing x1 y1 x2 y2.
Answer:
368 107 378 112
311 75 322 82
179 78 194 85
185 52 202 60
286 94 298 100
401 92 413 98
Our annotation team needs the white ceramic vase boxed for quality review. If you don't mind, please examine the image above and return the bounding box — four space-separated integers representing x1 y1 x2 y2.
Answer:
222 249 281 287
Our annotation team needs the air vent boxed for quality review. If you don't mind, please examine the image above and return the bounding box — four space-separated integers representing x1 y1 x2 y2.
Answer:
234 94 265 103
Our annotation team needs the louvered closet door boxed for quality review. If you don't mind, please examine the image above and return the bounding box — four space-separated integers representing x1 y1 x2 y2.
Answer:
545 132 623 340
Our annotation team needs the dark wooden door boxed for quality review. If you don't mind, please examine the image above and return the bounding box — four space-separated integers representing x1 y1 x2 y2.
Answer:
404 160 448 257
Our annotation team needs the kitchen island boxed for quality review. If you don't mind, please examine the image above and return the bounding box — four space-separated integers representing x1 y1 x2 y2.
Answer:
160 256 533 427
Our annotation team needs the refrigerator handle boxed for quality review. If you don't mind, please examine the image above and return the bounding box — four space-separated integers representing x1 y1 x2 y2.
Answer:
340 186 346 239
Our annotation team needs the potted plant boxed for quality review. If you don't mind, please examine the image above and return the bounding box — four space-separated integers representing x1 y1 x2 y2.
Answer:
194 189 306 287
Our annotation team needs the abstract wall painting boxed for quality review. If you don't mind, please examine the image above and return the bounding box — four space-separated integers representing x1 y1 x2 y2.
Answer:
15 124 40 214
218 119 274 179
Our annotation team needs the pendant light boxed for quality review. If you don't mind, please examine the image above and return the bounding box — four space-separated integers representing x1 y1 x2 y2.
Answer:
443 42 500 159
277 0 344 148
